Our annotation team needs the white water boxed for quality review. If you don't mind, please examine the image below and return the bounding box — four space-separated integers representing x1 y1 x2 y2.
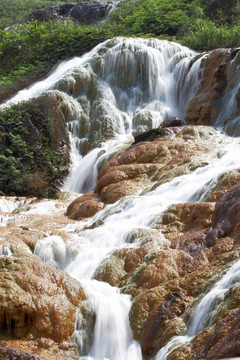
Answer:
33 133 240 360
0 197 30 213
3 37 240 360
216 51 240 130
0 244 12 257
156 256 240 360
1 37 202 194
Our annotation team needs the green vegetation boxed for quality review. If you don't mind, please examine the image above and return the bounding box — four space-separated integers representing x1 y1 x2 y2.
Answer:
0 0 74 29
0 104 37 193
0 0 240 96
109 0 202 38
184 19 240 51
0 103 62 195
1 0 240 196
0 2 237 94
0 20 114 96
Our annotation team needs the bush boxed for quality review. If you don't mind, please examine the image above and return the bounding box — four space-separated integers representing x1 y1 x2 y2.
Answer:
183 19 240 50
0 0 75 29
109 0 202 37
0 103 63 195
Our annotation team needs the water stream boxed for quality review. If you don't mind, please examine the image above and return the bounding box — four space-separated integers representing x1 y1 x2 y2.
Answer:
2 37 240 359
1 37 202 194
156 256 240 360
33 133 240 360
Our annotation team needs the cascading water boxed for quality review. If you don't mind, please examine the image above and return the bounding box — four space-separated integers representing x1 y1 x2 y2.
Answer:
1 37 202 194
156 255 240 360
33 131 240 360
3 36 240 360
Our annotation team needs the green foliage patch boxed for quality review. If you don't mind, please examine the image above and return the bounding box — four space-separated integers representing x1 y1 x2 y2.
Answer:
0 20 114 96
183 19 240 51
0 104 37 193
0 0 240 98
109 0 202 37
0 0 75 29
0 103 60 195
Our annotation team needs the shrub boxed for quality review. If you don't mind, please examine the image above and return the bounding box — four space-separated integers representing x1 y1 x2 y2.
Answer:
183 19 240 50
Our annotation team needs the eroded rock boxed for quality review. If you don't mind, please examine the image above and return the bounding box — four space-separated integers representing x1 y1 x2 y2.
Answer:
66 191 104 220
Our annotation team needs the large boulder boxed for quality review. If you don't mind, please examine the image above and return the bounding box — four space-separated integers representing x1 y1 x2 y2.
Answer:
185 47 240 131
66 191 104 220
0 244 85 342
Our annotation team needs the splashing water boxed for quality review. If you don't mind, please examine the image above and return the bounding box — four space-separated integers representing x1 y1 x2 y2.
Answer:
0 245 12 257
34 132 240 360
156 255 240 360
1 37 202 194
5 37 240 360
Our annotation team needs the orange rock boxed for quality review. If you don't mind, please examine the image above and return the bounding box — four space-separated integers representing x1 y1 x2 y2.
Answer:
185 48 231 125
94 126 222 206
66 191 104 220
0 252 85 342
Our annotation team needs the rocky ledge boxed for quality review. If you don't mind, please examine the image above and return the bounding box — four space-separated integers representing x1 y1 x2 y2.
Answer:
66 124 240 359
26 1 114 25
1 124 240 359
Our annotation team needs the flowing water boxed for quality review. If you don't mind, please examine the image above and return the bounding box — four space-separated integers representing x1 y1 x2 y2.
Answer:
32 132 240 360
156 256 240 360
1 37 201 194
2 37 240 359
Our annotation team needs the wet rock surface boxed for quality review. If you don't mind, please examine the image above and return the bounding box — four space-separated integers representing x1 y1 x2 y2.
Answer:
63 126 240 358
1 124 240 359
26 1 113 25
185 48 240 131
66 191 104 220
0 343 46 359
0 195 85 359
68 125 226 213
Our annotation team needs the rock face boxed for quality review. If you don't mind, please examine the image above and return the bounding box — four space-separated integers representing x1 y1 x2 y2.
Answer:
0 92 70 197
2 119 240 359
26 1 113 25
0 233 85 341
66 191 104 220
65 125 240 359
185 47 240 132
67 125 227 216
3 43 240 360
0 195 88 359
0 343 47 359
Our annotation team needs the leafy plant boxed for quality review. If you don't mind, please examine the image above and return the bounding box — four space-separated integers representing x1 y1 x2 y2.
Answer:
183 19 240 50
0 103 64 196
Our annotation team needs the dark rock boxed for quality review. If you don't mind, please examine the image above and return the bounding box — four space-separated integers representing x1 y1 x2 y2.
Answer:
0 343 46 359
84 220 104 230
26 1 113 25
26 4 74 22
133 128 165 144
69 1 113 25
205 184 240 245
142 292 186 356
162 117 184 128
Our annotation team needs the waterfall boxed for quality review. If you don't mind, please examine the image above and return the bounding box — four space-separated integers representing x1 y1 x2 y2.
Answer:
3 36 240 360
1 37 202 194
33 132 240 360
156 255 240 360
